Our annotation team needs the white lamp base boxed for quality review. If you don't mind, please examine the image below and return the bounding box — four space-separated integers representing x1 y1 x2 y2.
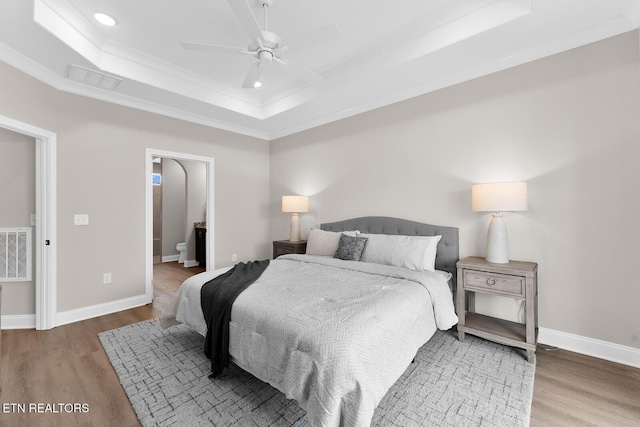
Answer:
486 212 509 264
289 212 301 242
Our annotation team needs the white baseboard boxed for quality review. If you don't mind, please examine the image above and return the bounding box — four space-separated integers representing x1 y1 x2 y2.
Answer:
1 314 36 329
56 294 152 327
183 259 200 268
162 254 179 262
539 327 640 369
2 294 152 330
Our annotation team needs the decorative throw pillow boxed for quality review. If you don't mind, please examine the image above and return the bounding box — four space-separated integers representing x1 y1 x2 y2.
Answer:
333 234 368 261
306 228 341 256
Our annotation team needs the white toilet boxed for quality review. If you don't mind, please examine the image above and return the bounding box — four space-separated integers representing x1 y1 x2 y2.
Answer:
176 242 186 264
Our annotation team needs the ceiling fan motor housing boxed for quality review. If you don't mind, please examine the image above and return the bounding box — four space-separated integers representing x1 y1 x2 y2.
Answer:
249 30 282 61
259 50 273 61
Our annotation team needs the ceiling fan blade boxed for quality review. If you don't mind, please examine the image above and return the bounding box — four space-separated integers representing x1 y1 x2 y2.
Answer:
242 62 261 88
280 23 341 53
273 57 322 85
227 0 263 42
180 41 245 54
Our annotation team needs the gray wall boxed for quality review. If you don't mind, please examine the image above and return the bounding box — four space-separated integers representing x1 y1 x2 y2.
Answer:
2 28 638 351
0 127 35 315
161 158 186 259
160 158 207 263
270 31 640 349
0 60 271 314
181 159 207 263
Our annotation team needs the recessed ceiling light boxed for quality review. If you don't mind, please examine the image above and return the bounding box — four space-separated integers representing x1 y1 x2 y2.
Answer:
254 81 262 88
94 12 117 27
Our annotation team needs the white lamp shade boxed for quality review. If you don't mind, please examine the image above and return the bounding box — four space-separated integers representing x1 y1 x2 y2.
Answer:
282 196 309 213
472 182 527 212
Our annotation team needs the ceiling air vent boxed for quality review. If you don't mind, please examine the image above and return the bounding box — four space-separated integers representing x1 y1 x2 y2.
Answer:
66 63 122 91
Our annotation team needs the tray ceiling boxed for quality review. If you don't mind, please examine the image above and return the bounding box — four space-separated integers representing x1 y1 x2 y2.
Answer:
0 0 638 140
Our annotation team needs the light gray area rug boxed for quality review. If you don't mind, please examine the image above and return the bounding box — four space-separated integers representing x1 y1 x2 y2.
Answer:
99 320 535 426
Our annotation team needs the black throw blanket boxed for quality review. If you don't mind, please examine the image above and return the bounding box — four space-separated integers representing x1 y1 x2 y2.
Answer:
200 260 270 378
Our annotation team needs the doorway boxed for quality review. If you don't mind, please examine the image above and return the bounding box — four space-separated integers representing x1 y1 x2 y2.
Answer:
145 149 214 303
0 114 57 330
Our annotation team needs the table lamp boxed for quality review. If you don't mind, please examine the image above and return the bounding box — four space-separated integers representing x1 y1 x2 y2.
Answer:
282 195 308 242
472 182 527 263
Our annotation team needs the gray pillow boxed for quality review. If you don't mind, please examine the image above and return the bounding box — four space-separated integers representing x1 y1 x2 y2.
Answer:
333 234 368 261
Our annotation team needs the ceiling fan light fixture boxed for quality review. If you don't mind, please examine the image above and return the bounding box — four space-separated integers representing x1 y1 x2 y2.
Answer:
253 62 262 88
94 12 117 27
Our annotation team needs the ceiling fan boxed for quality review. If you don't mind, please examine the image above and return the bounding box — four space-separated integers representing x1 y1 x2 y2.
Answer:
180 0 341 88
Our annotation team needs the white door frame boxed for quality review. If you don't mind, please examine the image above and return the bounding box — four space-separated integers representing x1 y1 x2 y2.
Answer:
0 115 57 330
145 148 214 301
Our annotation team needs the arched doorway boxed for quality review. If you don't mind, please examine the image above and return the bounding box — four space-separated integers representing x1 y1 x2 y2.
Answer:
145 148 214 303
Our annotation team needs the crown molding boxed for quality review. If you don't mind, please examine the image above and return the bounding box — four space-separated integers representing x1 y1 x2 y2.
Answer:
2 1 638 141
0 41 270 140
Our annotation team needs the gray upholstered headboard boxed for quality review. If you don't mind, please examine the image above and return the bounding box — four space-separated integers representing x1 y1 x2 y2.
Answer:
321 216 460 289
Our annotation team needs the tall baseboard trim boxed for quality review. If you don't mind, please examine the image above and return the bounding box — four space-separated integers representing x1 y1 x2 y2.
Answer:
162 255 179 263
56 294 152 327
1 314 36 329
539 327 640 369
2 294 153 330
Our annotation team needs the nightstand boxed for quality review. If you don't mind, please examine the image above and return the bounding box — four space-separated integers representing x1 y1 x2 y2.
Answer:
456 256 538 362
272 240 307 259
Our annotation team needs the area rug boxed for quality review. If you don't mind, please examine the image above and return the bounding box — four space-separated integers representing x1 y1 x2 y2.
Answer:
99 320 535 426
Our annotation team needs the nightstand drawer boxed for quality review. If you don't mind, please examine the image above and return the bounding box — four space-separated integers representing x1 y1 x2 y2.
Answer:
463 270 524 297
273 240 307 259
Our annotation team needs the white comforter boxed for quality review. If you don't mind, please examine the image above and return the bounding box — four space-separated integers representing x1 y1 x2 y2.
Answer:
161 254 458 427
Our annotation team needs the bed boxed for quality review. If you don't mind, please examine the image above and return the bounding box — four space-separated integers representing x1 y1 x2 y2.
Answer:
161 216 459 427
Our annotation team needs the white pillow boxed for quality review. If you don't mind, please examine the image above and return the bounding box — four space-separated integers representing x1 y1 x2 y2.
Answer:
421 235 441 272
306 228 360 256
360 233 442 271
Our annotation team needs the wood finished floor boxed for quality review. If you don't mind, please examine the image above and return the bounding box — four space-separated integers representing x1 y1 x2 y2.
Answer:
1 261 638 427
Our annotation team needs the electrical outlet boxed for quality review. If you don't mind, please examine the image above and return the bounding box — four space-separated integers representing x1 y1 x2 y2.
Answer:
232 254 238 262
74 214 89 226
103 273 112 284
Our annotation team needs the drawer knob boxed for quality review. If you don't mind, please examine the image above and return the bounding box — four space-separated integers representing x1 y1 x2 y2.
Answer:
486 278 496 286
